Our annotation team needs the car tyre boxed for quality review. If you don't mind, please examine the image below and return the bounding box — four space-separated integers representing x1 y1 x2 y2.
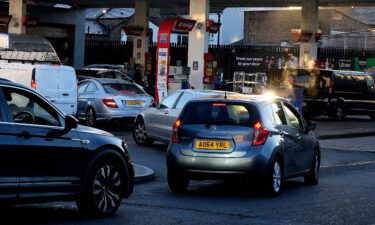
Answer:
329 104 345 121
167 167 189 193
304 150 320 185
76 159 125 218
85 107 96 127
265 158 282 197
133 119 154 146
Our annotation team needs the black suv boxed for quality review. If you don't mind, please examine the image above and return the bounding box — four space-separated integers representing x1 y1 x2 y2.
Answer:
0 78 134 217
294 69 375 120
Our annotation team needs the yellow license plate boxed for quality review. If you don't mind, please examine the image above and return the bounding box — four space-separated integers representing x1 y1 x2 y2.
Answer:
126 100 142 106
195 140 230 150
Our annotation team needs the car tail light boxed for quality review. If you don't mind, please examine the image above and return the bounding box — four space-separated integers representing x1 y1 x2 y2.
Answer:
172 119 181 143
31 80 36 89
103 98 118 108
252 121 270 146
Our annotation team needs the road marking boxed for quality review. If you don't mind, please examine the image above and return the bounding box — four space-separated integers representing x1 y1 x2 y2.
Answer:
322 160 375 168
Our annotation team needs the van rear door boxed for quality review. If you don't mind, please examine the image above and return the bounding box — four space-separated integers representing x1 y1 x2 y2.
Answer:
57 67 77 115
35 66 77 115
35 66 59 104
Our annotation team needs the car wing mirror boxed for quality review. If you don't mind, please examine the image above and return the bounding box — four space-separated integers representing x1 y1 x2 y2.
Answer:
48 115 78 137
305 120 317 133
151 102 159 108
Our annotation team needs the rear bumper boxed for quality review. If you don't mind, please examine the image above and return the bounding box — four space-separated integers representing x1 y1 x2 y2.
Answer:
167 143 270 179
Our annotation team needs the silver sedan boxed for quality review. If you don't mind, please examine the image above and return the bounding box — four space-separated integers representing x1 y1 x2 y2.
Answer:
133 89 235 145
77 78 153 126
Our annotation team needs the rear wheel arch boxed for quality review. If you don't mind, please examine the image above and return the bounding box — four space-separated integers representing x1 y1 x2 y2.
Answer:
268 148 285 176
135 115 144 123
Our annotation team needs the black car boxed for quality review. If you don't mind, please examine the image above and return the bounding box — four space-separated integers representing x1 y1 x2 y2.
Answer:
0 78 134 217
293 69 375 120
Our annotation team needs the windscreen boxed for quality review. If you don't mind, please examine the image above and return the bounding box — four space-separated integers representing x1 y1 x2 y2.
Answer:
181 102 259 127
103 83 144 94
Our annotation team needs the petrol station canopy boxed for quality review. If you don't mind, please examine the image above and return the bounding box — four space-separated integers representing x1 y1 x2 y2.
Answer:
38 0 375 8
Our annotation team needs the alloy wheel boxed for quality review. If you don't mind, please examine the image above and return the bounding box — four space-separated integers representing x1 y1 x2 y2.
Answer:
86 108 95 127
336 106 343 120
134 122 147 143
272 161 281 193
314 153 320 181
92 165 122 213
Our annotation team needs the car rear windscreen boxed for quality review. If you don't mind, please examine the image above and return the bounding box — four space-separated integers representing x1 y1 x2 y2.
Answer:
103 83 144 94
181 102 259 126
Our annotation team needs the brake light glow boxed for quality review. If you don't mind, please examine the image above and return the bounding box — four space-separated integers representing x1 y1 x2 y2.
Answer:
172 119 181 143
119 91 136 94
102 99 118 108
212 103 226 106
31 80 37 89
252 121 270 146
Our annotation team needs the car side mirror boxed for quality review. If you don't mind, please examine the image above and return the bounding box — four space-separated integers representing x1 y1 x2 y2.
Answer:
64 115 79 132
158 103 168 109
305 120 317 133
48 115 78 137
151 102 159 108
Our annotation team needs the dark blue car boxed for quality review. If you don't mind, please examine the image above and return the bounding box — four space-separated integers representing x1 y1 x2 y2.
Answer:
0 78 134 217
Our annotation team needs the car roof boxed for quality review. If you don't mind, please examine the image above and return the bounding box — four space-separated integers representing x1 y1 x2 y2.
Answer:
176 89 238 97
191 94 285 107
0 78 25 89
80 78 133 85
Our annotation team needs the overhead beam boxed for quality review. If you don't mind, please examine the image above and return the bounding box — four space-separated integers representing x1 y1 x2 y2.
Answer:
32 0 375 8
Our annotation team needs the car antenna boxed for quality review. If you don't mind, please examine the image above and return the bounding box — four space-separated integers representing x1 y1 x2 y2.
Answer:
224 91 227 99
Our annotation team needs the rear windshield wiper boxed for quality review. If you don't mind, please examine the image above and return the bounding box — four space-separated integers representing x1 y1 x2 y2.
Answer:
205 120 234 128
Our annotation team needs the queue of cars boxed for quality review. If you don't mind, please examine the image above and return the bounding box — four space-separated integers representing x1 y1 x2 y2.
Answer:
0 63 326 217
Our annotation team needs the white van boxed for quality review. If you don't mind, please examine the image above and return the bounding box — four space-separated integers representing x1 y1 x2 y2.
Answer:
0 63 77 115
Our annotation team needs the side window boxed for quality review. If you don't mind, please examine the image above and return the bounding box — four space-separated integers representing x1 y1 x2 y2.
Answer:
3 88 62 127
175 93 194 110
78 82 89 94
284 103 303 129
271 102 288 125
113 72 124 80
101 72 116 79
161 92 181 109
263 104 276 124
85 82 99 93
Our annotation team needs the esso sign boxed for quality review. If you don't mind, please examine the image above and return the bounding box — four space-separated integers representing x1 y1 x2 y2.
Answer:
174 18 197 31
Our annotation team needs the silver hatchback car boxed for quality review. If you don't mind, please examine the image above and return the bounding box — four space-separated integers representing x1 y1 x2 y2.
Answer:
77 78 153 126
133 90 235 145
167 95 320 196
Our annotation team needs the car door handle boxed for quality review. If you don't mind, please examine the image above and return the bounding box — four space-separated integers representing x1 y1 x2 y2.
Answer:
164 111 169 115
62 93 69 96
18 131 31 139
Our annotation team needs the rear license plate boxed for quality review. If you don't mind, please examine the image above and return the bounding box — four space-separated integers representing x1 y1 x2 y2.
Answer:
125 100 143 106
195 140 230 150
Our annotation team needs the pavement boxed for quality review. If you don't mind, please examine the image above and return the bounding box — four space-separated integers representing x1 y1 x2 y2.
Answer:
314 115 375 140
312 115 375 152
133 163 155 184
